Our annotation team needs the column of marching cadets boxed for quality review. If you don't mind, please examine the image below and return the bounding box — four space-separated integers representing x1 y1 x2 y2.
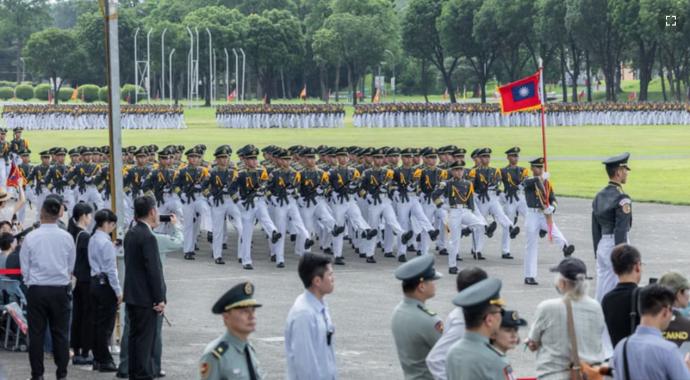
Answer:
10 139 575 282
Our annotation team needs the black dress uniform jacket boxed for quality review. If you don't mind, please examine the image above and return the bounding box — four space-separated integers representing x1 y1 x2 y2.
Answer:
591 181 632 252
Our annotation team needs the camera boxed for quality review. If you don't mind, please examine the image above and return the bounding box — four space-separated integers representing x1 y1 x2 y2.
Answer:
159 214 172 223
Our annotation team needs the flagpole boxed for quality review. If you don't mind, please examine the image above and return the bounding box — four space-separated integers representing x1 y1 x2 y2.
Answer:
538 58 548 172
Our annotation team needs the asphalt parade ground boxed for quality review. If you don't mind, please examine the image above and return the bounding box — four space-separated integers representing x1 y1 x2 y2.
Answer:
2 196 689 379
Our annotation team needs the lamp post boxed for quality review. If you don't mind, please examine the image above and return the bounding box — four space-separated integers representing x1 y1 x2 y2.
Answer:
161 28 167 100
239 48 246 101
232 48 239 103
169 49 175 105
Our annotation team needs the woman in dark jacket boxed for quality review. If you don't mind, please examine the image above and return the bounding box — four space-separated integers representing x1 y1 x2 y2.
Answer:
68 202 94 365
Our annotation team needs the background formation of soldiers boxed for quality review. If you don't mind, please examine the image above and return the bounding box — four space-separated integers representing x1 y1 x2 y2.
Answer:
8 132 575 283
1 104 186 130
353 102 690 128
216 104 345 129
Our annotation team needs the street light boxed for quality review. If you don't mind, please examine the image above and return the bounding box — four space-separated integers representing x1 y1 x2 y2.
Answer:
161 28 167 100
239 48 246 101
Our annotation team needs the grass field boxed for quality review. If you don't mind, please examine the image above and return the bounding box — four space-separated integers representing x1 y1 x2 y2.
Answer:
7 104 689 205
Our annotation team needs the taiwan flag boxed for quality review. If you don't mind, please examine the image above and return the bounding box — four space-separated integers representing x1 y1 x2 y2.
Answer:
498 71 543 114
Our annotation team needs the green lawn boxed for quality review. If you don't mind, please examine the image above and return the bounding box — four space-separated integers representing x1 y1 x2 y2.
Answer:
11 105 690 205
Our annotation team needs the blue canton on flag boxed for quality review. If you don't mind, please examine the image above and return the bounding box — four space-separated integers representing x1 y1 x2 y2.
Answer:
511 83 535 102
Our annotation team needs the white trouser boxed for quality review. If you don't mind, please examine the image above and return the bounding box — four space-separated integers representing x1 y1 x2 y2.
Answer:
210 197 243 259
596 234 627 302
364 197 403 257
53 189 75 218
181 193 210 253
297 198 336 255
501 194 527 253
78 185 104 211
330 197 370 257
0 158 7 189
395 195 434 256
447 207 485 268
437 203 450 250
239 198 277 266
524 209 568 279
420 199 447 255
269 199 309 262
474 193 513 254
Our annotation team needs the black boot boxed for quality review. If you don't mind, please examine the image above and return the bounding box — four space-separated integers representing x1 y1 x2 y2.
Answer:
366 256 377 264
563 244 575 257
243 264 254 270
271 231 282 244
384 252 395 258
214 258 225 265
332 225 345 237
398 255 407 262
524 277 539 285
501 252 514 260
461 228 472 237
428 229 440 241
184 252 195 260
448 267 458 275
438 249 448 256
539 229 547 238
334 257 345 265
222 243 228 250
509 226 520 239
401 231 414 245
304 238 315 250
365 229 378 240
485 221 497 237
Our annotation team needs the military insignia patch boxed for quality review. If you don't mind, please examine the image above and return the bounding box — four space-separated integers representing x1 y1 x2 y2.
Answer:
619 198 632 214
244 282 253 295
622 203 631 214
200 362 210 379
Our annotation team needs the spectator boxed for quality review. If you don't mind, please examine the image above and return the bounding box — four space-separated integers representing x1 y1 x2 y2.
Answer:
658 272 690 347
601 244 642 347
88 209 121 372
285 253 337 380
527 258 607 380
123 195 166 380
68 202 95 366
426 267 488 380
611 284 690 380
0 221 12 233
492 309 527 354
19 194 75 380
0 179 25 225
0 232 14 270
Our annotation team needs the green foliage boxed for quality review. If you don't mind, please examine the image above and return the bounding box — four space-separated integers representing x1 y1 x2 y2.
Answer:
57 87 74 102
34 83 52 100
121 84 146 104
14 84 34 100
99 86 109 102
0 81 16 88
0 87 13 100
77 84 100 102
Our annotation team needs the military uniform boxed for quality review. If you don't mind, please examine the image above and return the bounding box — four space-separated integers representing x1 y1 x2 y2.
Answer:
592 153 633 302
123 147 153 225
10 127 28 166
417 148 448 256
67 147 104 211
142 146 184 232
16 148 32 224
500 147 528 257
0 128 11 188
26 150 52 217
174 147 211 260
198 282 264 380
391 255 443 380
46 147 74 217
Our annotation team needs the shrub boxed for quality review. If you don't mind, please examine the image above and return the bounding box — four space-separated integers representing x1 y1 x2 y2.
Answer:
34 84 52 100
121 84 146 104
77 84 100 103
99 86 109 102
57 87 74 102
0 87 13 100
0 81 16 88
14 84 34 100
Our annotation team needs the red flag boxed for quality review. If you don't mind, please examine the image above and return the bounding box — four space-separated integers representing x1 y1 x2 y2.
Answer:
227 89 236 102
7 162 25 188
498 71 543 114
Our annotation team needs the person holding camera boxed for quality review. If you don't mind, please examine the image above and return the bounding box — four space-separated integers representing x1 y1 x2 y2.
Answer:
88 209 121 372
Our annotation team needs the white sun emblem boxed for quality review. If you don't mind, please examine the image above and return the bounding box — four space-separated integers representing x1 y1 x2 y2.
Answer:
518 86 530 97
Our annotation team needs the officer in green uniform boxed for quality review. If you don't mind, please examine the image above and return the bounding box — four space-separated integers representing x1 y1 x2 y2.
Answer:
446 278 515 380
198 281 263 380
391 255 444 380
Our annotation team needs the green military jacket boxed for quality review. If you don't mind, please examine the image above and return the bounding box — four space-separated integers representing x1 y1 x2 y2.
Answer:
198 331 263 380
391 297 443 380
446 331 514 380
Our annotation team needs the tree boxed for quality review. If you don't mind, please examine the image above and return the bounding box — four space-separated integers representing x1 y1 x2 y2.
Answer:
535 0 569 102
0 0 50 82
402 0 459 103
23 28 84 104
312 27 340 101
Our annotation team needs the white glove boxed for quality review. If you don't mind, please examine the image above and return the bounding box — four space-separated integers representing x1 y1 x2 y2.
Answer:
543 205 555 215
542 172 550 181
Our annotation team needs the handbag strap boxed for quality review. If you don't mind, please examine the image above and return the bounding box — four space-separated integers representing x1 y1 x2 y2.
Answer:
565 298 583 380
622 338 631 380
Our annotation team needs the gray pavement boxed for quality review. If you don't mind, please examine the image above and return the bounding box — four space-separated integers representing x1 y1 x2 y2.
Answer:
2 196 689 380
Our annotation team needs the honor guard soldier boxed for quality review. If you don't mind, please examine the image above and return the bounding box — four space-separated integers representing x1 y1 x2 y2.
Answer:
0 128 10 187
327 147 370 265
67 147 104 211
500 147 528 258
204 145 243 265
123 147 152 224
27 150 52 217
521 158 574 286
10 127 28 165
16 148 32 223
235 145 281 270
433 160 485 274
391 255 443 380
142 146 183 227
592 152 632 302
174 146 211 261
46 147 74 217
198 282 264 380
445 278 514 380
417 147 448 256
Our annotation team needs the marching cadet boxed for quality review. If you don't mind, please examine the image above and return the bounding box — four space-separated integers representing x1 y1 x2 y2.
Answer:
500 147 528 259
433 160 485 274
417 147 448 256
142 146 183 230
204 145 243 265
198 282 264 380
592 152 632 302
391 255 443 379
327 147 370 265
26 150 52 217
467 148 519 260
359 148 404 263
10 127 28 165
46 147 74 217
295 147 336 255
174 146 211 261
522 158 574 285
123 147 152 225
0 128 10 188
381 147 402 257
265 148 310 267
16 148 32 224
235 145 281 270
392 148 437 263
445 278 514 380
67 147 104 211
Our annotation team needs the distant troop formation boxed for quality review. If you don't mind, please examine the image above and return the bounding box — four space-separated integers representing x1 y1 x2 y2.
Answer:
1 104 186 130
216 104 345 129
353 102 690 128
9 136 577 284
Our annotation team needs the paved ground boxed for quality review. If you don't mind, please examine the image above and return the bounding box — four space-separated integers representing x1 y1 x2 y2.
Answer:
2 197 689 380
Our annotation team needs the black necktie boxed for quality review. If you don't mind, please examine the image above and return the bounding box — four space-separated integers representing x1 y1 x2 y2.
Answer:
244 345 258 380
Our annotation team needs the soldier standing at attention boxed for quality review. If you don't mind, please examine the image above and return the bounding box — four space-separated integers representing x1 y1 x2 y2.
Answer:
391 255 443 379
593 152 633 302
197 282 263 380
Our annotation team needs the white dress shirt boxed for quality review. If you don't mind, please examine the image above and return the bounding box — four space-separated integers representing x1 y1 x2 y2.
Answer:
426 307 466 380
88 229 122 297
20 223 75 286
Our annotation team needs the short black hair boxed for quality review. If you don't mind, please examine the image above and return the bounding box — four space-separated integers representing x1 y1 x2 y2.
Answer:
611 244 641 276
463 304 497 329
298 253 332 288
456 267 488 292
94 209 117 228
0 232 14 251
41 196 63 217
402 281 419 294
639 284 675 316
606 165 621 179
72 202 94 222
134 195 156 219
